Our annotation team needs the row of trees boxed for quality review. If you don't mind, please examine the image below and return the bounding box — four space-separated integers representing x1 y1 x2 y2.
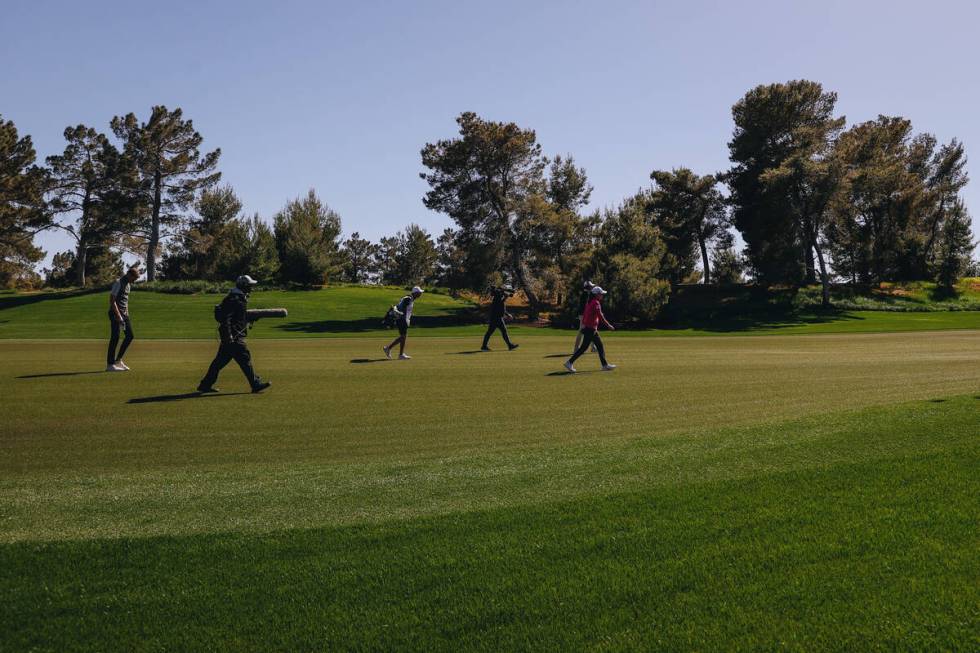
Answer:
2 82 976 321
726 80 974 305
1 107 219 287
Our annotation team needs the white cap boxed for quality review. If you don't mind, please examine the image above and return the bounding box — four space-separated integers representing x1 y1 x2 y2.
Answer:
237 274 259 286
411 286 424 295
591 285 607 295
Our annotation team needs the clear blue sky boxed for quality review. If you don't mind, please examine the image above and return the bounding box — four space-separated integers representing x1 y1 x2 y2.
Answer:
4 0 978 265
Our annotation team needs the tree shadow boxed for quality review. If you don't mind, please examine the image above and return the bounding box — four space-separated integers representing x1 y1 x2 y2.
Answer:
0 288 103 311
17 370 105 379
652 309 865 334
274 310 481 334
128 392 250 404
448 350 485 355
350 358 390 364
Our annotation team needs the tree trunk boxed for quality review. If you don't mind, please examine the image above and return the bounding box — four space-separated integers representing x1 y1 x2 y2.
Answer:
510 246 541 320
76 189 91 287
75 235 88 287
803 216 816 284
697 232 710 285
146 169 162 281
813 237 831 308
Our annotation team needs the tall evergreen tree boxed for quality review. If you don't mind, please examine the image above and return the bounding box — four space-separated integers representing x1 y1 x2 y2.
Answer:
828 117 929 284
649 168 727 285
0 116 49 287
161 186 243 281
46 125 137 286
273 189 343 286
340 232 380 283
378 224 438 286
726 80 845 285
933 200 974 291
111 106 221 281
422 112 587 317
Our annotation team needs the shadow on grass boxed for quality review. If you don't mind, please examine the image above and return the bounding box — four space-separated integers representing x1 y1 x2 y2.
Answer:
274 311 480 335
546 370 600 376
448 350 485 355
543 353 572 358
17 370 104 379
0 287 103 311
350 358 389 364
652 308 866 334
128 392 250 404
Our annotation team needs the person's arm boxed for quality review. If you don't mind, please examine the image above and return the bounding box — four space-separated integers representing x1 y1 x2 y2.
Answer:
108 283 124 321
597 303 614 330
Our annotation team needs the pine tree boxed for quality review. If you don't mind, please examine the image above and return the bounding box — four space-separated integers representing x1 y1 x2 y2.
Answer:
111 106 220 281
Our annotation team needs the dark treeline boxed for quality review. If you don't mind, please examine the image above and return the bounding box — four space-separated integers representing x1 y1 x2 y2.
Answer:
1 80 976 320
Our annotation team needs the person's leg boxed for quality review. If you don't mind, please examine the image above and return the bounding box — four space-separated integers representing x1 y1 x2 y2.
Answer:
399 333 407 356
230 343 260 388
481 321 496 349
573 317 584 352
592 333 608 366
568 329 595 364
107 317 121 367
498 318 514 347
199 343 233 389
115 316 134 363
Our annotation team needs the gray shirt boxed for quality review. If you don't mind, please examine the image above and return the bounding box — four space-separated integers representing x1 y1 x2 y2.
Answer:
110 276 132 314
396 295 414 325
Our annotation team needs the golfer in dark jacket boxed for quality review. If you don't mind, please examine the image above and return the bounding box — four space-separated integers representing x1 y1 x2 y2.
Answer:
197 275 271 394
106 265 141 371
481 285 518 351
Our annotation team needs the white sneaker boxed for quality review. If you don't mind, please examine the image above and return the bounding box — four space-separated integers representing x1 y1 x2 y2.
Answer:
115 360 130 371
382 345 392 359
564 360 577 373
602 363 617 371
106 364 124 372
399 353 411 360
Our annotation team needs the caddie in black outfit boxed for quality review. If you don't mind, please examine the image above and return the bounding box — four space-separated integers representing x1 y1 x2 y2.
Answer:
197 275 271 394
481 285 518 351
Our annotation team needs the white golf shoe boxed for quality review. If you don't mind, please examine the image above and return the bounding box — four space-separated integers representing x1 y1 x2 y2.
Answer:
602 363 617 371
115 360 130 371
382 345 392 359
564 360 577 373
399 353 411 360
106 364 124 372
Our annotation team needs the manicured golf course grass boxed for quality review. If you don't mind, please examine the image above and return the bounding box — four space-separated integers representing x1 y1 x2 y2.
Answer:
1 330 978 650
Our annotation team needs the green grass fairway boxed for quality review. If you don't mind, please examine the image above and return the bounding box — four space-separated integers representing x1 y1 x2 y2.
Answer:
1 333 978 650
3 285 980 339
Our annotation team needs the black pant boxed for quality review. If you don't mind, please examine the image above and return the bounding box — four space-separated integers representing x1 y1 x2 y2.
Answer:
482 316 513 348
569 328 607 366
107 314 134 366
199 341 261 389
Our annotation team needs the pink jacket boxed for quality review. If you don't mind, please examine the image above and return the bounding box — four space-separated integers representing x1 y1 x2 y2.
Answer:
582 297 605 329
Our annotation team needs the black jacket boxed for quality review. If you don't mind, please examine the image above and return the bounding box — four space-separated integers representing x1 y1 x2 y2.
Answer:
218 289 250 344
489 289 509 319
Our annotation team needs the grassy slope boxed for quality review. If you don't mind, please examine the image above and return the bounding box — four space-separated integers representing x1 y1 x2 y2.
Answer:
3 285 980 339
1 336 978 650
